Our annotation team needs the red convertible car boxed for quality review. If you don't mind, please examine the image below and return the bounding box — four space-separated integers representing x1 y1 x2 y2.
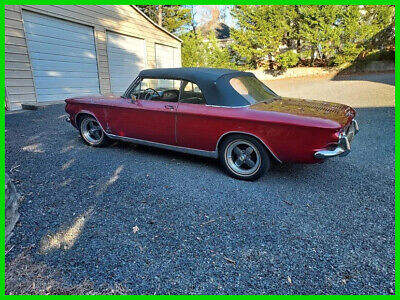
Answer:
65 68 358 180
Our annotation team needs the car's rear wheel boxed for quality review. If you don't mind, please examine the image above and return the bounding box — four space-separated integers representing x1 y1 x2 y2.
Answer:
79 116 110 147
219 134 270 181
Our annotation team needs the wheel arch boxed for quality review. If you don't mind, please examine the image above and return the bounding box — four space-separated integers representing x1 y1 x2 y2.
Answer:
75 110 108 137
75 111 106 133
216 131 282 163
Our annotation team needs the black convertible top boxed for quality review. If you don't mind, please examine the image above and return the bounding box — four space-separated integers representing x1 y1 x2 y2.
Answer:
135 67 257 107
139 68 243 82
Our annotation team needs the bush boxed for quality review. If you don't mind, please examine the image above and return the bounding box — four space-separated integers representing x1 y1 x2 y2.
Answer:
182 31 237 69
205 32 237 69
275 50 299 70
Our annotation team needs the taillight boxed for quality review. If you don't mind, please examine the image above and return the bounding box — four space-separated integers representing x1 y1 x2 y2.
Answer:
332 131 340 142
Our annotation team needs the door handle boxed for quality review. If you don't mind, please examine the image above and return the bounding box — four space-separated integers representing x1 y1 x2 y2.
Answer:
164 105 175 110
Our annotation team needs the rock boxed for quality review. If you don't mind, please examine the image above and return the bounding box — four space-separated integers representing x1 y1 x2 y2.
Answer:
5 173 20 244
132 226 139 234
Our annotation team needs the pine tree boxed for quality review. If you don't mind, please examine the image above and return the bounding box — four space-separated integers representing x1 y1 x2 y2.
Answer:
181 32 208 67
297 5 342 65
136 5 192 34
333 5 394 65
230 5 293 69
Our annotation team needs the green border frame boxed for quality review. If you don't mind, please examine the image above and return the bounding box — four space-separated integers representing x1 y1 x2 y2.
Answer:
1 2 397 296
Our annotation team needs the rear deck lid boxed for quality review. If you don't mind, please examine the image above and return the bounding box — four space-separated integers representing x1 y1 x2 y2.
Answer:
249 97 356 128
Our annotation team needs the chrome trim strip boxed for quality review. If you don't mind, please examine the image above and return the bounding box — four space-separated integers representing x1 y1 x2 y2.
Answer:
106 133 218 159
74 112 217 158
205 104 250 108
74 113 280 162
215 131 282 163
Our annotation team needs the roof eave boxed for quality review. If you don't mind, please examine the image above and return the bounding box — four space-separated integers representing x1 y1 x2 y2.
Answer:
130 5 183 43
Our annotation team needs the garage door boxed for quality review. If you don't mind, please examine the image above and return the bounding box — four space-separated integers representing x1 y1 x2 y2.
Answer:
22 10 100 102
155 44 181 68
107 32 146 95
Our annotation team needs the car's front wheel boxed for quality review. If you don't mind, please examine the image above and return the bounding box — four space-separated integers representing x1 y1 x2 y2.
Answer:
219 134 270 181
79 116 110 147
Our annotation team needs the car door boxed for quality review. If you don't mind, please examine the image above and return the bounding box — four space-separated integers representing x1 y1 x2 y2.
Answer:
107 78 180 145
176 81 218 151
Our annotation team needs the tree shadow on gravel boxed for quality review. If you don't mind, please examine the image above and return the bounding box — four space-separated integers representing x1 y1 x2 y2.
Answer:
5 245 129 295
331 72 395 86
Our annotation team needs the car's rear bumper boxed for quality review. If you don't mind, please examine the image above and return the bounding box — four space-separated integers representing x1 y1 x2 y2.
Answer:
314 119 359 159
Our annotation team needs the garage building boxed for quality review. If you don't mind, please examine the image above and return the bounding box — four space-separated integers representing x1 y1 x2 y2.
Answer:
5 5 182 110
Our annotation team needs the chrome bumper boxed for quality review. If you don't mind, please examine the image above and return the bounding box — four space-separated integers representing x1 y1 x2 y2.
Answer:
314 119 359 159
66 117 71 123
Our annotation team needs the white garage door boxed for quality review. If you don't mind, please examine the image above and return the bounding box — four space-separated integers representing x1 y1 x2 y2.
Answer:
107 32 146 95
22 11 100 102
155 44 181 68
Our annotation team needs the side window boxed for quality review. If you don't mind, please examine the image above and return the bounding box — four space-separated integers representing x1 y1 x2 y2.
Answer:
131 78 181 102
180 81 206 105
184 82 194 92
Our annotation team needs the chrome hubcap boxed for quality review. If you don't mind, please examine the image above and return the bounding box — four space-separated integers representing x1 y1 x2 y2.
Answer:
225 140 261 176
81 118 103 144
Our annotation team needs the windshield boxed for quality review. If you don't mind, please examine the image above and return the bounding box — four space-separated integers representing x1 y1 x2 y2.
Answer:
230 76 278 105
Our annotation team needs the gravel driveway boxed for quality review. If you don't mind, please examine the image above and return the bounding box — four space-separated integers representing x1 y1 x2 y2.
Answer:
5 74 395 294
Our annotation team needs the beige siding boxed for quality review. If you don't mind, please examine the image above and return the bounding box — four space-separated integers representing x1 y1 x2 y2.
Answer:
5 5 181 109
5 6 37 110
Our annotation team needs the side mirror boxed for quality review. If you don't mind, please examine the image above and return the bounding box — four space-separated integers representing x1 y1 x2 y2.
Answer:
130 94 137 103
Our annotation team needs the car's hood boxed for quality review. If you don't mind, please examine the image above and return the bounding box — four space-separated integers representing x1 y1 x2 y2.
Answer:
249 97 356 128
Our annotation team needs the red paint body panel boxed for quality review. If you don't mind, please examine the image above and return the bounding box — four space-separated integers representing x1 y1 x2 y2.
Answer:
105 98 177 145
65 95 356 164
